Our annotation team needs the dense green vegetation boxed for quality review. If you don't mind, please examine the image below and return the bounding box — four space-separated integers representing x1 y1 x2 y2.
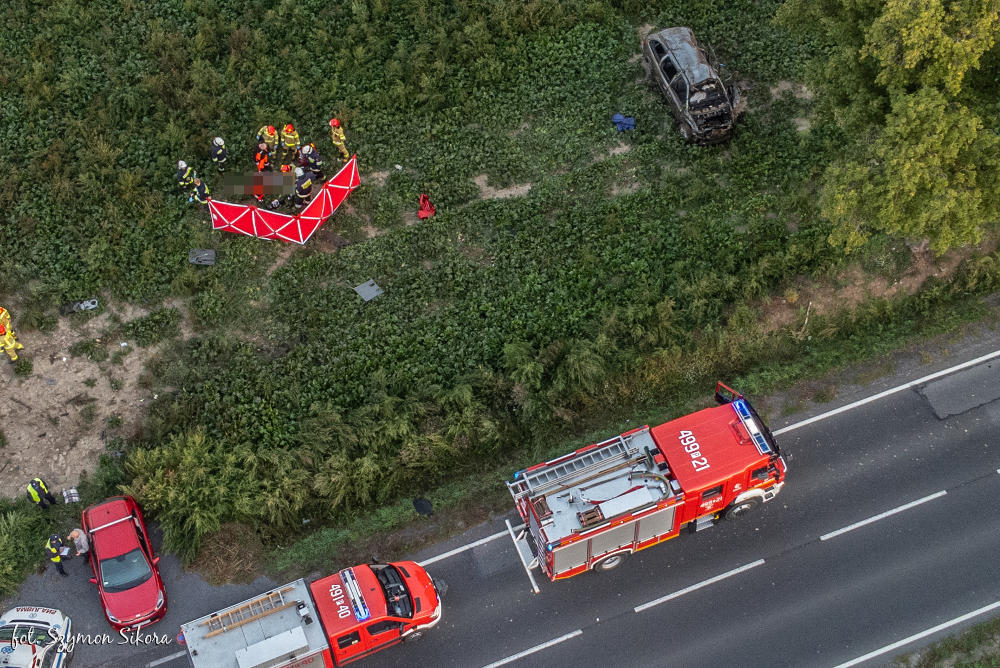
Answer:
2 0 999 568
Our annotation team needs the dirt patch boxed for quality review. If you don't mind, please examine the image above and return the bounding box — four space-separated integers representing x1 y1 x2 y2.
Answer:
361 170 390 187
361 220 383 238
0 304 184 498
793 118 811 132
770 80 814 101
637 23 655 41
761 242 989 334
266 244 297 275
472 174 531 200
402 210 420 227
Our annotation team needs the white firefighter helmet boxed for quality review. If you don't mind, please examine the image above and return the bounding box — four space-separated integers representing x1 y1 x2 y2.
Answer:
178 160 187 169
294 167 304 177
300 145 312 155
213 137 224 146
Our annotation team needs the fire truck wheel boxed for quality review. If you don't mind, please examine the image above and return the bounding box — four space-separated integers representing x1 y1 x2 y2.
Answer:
724 498 760 520
593 552 629 572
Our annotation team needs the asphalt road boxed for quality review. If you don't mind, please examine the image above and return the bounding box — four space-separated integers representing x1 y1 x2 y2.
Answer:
4 336 1000 668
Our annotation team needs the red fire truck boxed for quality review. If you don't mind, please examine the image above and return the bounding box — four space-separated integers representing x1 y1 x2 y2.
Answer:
508 383 787 580
180 561 444 668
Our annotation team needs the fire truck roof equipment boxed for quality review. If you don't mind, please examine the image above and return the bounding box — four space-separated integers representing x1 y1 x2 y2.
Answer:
513 398 778 547
181 579 328 668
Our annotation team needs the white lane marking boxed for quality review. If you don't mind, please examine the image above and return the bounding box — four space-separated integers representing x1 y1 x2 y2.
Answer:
820 490 947 541
146 651 188 667
479 630 583 668
418 525 525 566
774 348 1000 436
830 600 1000 668
634 559 766 613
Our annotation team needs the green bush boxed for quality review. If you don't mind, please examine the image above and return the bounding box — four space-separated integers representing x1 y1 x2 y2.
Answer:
13 357 32 377
0 500 50 596
122 308 182 347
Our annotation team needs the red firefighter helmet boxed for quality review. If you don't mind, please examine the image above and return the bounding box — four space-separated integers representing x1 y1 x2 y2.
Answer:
329 118 340 127
285 124 294 133
280 164 292 172
266 125 275 135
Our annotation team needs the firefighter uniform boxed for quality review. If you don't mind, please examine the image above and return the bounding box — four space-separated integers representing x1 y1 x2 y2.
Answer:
210 139 228 172
176 163 195 192
300 145 326 182
191 180 210 211
256 126 279 153
27 478 57 509
293 171 313 208
46 535 68 577
279 125 300 163
330 123 349 162
0 313 23 362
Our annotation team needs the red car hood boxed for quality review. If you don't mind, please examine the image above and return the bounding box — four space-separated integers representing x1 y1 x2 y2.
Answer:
103 575 160 623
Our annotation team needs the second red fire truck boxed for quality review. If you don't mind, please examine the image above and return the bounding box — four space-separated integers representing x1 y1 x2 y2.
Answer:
508 383 787 580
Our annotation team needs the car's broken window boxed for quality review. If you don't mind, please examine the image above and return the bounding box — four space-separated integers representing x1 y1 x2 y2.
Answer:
660 56 678 81
670 75 687 101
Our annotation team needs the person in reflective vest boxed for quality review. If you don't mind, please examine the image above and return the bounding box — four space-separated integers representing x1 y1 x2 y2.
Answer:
329 119 348 163
210 137 228 172
176 160 195 193
46 534 69 577
191 178 210 212
0 307 23 362
256 125 278 153
280 124 300 163
293 167 313 208
27 477 57 509
299 144 325 182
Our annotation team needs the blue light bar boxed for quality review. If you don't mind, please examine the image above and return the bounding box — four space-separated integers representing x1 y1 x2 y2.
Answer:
732 400 772 455
340 568 371 621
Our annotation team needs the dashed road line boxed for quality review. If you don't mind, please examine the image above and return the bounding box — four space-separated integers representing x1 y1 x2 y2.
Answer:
145 650 187 667
418 524 525 567
479 630 583 668
634 559 766 613
829 600 1000 668
820 490 947 541
773 348 1000 436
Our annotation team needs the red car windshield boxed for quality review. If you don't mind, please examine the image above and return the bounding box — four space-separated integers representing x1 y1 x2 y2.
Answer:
100 548 153 593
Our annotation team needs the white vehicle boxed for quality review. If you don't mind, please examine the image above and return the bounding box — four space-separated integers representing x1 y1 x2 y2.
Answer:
0 606 73 668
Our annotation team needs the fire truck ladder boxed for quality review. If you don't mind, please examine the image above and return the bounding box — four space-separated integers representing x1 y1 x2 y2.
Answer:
201 586 297 638
526 437 637 495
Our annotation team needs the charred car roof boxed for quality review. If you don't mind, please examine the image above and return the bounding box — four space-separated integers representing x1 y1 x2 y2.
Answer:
648 27 715 85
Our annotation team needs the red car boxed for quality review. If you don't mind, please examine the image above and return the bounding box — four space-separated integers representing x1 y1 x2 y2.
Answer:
82 496 167 631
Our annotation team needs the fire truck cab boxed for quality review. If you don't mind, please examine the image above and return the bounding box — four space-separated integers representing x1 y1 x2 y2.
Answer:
508 383 787 580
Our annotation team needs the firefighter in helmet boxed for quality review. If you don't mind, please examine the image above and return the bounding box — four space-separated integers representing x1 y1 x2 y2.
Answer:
0 306 23 362
299 144 325 182
279 124 300 163
256 125 279 153
292 167 313 209
176 160 195 193
210 137 228 173
329 118 349 163
191 177 210 212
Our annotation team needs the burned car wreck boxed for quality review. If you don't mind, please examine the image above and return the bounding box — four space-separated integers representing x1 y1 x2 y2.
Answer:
641 27 742 145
